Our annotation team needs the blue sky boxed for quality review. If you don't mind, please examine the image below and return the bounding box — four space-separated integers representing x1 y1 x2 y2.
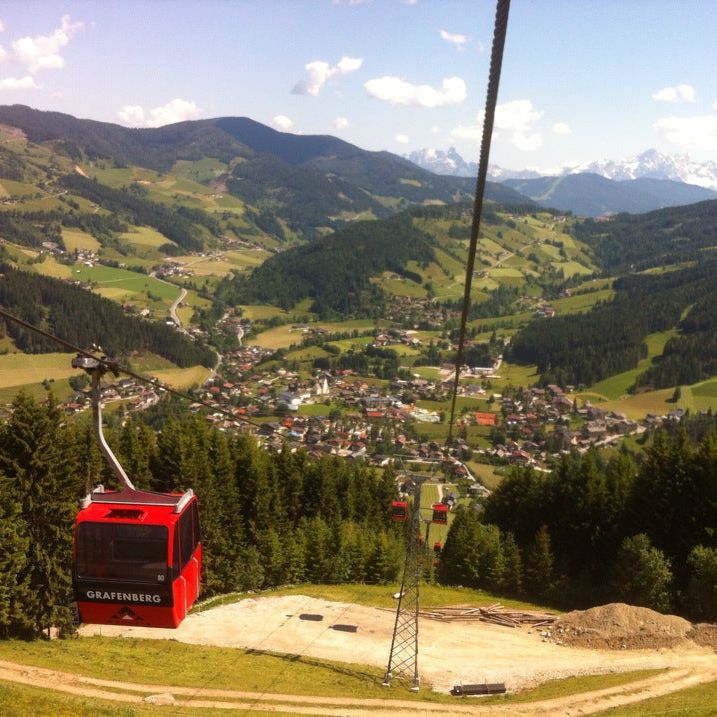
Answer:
1 1 716 171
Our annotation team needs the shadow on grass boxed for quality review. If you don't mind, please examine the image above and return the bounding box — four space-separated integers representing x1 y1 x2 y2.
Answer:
244 647 384 687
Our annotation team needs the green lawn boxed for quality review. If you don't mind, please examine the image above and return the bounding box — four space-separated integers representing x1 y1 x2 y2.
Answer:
592 678 717 717
0 636 402 700
468 461 506 490
251 582 554 613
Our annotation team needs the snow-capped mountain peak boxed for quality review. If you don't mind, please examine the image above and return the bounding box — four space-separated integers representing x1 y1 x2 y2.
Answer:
569 149 717 190
405 146 477 177
406 146 717 191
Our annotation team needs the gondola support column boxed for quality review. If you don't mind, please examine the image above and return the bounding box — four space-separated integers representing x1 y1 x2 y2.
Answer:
72 353 136 491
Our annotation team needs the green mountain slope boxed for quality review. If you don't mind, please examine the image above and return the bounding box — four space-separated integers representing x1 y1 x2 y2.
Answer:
510 208 717 391
0 263 214 367
0 105 531 241
573 198 717 273
217 203 594 319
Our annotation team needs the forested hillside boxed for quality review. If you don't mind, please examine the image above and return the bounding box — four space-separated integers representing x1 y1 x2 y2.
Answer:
0 105 528 243
0 264 214 367
440 417 717 621
2 391 716 640
216 213 436 317
0 393 402 638
59 174 219 251
509 258 717 387
573 198 717 272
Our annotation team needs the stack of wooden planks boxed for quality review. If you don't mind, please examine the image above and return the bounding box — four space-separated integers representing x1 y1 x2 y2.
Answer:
418 603 555 628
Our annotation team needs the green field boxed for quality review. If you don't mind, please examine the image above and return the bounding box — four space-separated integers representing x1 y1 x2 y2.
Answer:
284 346 331 361
250 320 381 350
0 352 77 390
494 361 540 388
239 304 288 321
691 378 717 398
590 330 678 400
118 225 172 249
61 228 101 252
146 365 212 389
552 288 614 315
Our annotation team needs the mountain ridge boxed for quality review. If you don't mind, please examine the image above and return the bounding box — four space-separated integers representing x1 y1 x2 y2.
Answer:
0 105 529 224
503 173 717 217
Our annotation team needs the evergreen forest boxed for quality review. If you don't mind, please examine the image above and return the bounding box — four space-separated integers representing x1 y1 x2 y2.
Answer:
1 391 717 640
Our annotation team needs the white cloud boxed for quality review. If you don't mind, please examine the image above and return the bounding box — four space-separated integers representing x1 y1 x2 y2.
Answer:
117 99 202 128
430 125 440 134
0 75 39 90
395 134 409 144
292 55 363 96
12 14 85 74
332 0 370 5
272 114 294 131
118 105 145 125
146 98 201 127
713 100 717 111
0 21 5 33
552 121 572 135
652 84 696 103
654 114 717 150
451 99 543 151
0 45 6 63
334 116 349 130
365 75 466 107
440 29 468 48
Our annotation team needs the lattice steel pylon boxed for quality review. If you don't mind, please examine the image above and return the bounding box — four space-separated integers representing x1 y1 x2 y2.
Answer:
383 484 426 691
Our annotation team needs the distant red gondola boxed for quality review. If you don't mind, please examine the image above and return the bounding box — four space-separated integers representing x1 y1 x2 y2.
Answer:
431 503 449 524
391 500 408 522
433 541 443 554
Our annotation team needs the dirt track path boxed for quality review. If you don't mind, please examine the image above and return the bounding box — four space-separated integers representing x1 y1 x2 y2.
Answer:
0 659 715 716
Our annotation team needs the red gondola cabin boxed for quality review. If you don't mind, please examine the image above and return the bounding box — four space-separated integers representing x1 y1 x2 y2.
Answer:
74 485 201 629
391 500 408 522
431 503 449 524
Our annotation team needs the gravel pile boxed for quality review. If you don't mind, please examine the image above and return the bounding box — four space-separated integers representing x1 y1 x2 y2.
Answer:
549 603 693 650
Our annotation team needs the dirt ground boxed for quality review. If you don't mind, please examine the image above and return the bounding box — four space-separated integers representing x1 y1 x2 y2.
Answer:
79 595 717 694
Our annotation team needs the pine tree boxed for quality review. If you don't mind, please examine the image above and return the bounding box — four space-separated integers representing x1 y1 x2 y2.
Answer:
500 532 523 596
116 416 156 489
0 483 30 637
524 525 555 601
0 392 79 636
